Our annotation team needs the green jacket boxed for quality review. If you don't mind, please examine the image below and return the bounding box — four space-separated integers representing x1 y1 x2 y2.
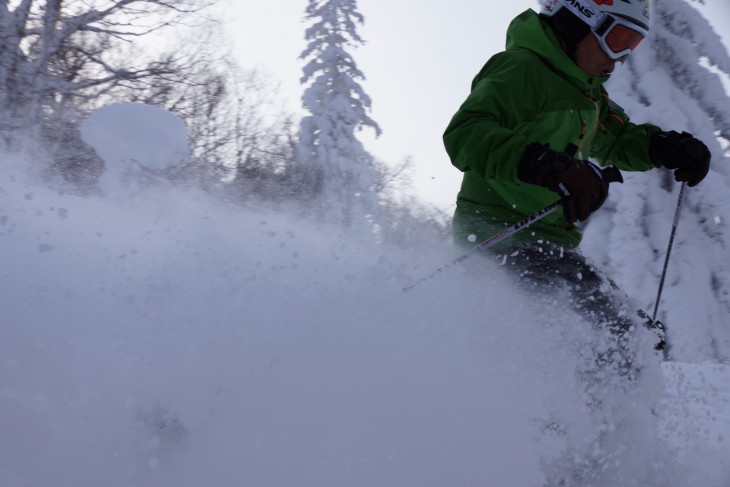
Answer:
443 9 660 250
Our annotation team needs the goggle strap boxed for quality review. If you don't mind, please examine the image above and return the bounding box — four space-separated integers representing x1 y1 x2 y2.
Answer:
594 15 615 37
558 0 602 30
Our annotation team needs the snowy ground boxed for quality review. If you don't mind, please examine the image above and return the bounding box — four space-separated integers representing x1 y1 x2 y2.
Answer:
1 105 729 486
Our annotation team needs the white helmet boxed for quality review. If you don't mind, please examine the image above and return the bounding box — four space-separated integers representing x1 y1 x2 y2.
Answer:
542 0 650 60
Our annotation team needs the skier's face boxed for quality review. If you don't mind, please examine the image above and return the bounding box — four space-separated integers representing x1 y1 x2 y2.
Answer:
574 33 617 78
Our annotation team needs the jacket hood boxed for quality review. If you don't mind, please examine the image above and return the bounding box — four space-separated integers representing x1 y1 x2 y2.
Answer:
505 9 609 91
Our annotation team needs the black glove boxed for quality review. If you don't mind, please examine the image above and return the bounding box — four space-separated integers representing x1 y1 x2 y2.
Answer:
650 130 711 187
518 143 620 224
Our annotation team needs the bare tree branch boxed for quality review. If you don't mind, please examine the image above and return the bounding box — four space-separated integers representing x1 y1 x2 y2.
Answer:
0 0 218 129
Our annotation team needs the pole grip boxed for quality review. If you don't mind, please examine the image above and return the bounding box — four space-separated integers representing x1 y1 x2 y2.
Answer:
565 143 623 184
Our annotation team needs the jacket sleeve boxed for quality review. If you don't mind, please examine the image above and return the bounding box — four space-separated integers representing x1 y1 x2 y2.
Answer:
591 94 662 172
443 51 541 183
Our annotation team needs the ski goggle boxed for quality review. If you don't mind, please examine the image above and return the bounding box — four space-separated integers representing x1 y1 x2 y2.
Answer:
592 14 647 61
556 0 648 62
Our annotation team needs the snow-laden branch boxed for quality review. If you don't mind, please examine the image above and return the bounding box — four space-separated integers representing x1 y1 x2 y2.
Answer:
652 0 730 138
583 0 730 362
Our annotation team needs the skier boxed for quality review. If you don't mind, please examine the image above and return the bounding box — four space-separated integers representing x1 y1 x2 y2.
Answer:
443 0 711 374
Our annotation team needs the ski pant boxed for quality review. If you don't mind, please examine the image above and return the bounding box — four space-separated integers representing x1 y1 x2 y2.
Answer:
478 242 665 484
488 242 654 386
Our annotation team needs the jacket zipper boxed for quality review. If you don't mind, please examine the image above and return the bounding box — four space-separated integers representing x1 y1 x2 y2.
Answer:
577 98 601 159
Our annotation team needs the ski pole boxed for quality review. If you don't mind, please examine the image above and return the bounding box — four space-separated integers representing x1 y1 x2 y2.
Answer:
402 164 623 293
652 182 687 321
401 200 563 293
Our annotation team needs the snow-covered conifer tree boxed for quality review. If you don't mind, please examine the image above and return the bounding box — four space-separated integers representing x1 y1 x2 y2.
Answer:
582 0 730 362
297 0 382 228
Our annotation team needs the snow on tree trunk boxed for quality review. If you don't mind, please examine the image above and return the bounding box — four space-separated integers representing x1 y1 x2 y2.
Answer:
582 0 730 363
296 0 382 229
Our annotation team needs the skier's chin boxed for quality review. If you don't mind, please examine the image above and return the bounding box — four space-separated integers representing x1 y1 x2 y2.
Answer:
589 67 613 77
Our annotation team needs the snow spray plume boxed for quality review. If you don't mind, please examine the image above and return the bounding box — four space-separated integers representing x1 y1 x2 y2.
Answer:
402 201 559 293
402 165 624 293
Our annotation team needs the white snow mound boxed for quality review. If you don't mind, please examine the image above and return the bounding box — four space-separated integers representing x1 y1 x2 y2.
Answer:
80 103 190 192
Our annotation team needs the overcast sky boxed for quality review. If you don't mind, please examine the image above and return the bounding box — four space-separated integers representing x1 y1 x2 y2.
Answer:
221 0 730 209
